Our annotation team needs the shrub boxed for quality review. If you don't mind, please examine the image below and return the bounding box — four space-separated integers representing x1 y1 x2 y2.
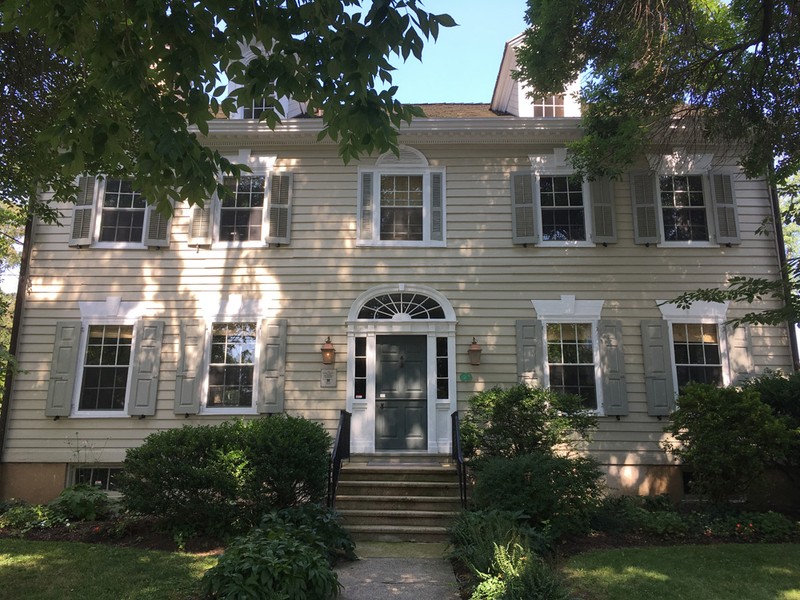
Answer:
118 416 331 537
0 503 52 532
591 494 680 535
202 527 339 600
448 510 550 577
471 542 571 600
48 484 112 521
460 384 597 461
740 370 800 473
257 505 356 565
663 383 793 504
470 452 604 542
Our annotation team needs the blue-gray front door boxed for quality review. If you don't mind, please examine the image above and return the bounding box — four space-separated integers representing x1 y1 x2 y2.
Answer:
375 335 427 450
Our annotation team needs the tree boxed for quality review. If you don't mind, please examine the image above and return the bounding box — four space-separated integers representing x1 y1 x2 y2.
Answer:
1 1 455 216
516 0 800 328
516 0 800 183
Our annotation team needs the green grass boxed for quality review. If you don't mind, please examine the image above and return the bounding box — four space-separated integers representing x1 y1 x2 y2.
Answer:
563 543 800 600
0 538 218 600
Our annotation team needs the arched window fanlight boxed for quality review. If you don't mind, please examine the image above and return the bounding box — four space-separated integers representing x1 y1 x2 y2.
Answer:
358 292 446 320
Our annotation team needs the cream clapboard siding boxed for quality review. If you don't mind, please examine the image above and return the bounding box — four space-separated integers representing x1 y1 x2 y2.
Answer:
3 137 792 468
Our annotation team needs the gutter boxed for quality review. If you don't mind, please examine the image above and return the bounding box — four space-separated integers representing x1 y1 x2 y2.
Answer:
0 214 34 462
768 180 800 371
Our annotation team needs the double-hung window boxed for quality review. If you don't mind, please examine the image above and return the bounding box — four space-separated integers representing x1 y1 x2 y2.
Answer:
188 154 293 247
641 301 754 416
545 322 598 409
68 177 171 248
45 300 165 418
512 150 617 246
631 154 741 246
358 146 445 247
207 322 257 409
519 296 629 416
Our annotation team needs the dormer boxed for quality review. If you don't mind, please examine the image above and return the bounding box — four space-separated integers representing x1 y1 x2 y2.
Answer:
227 44 309 120
490 33 580 118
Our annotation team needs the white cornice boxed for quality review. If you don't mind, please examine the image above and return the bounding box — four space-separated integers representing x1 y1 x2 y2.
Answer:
200 117 583 147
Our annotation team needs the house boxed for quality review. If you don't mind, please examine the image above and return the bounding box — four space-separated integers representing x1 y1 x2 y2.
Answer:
0 35 794 503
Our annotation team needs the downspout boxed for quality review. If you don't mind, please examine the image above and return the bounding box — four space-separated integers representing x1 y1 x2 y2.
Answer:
0 214 34 462
768 179 800 371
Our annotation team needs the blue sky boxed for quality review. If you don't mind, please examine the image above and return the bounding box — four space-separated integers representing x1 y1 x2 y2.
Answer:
386 0 529 103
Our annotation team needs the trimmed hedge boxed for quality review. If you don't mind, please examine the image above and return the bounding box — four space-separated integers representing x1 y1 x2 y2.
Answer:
118 416 331 537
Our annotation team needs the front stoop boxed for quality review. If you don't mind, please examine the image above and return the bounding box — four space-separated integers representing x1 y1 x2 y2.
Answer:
335 455 462 543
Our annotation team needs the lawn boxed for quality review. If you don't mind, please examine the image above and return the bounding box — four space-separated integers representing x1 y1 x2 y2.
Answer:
563 543 800 600
0 538 217 600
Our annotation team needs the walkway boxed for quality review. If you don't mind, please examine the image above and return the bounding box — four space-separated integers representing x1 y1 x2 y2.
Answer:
336 542 461 600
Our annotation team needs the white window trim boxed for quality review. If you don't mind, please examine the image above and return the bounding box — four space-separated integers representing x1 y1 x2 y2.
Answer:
198 295 267 414
532 295 605 414
357 148 446 248
89 177 160 249
648 152 720 248
211 151 277 248
529 150 595 247
72 298 149 418
658 300 731 390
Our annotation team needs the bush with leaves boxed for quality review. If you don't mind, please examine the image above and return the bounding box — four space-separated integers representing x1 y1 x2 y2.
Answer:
460 384 597 461
664 383 793 504
257 505 356 565
470 542 572 600
448 510 550 578
118 416 331 537
202 526 340 600
0 503 53 533
740 370 800 476
470 452 604 543
47 484 112 522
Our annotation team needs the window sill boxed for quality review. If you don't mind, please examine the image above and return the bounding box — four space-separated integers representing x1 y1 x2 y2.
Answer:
356 240 447 248
537 240 596 248
89 242 148 250
70 411 130 418
212 241 270 249
200 407 258 415
657 241 720 249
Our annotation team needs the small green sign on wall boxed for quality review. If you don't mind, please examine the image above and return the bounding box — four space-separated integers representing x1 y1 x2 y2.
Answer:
459 372 473 382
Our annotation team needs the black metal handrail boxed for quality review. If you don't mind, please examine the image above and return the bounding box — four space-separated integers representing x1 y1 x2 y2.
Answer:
451 410 468 509
327 409 351 508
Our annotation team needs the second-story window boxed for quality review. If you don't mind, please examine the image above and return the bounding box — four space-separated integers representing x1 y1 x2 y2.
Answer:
659 175 709 242
220 176 267 242
99 179 148 243
539 175 586 242
358 146 446 247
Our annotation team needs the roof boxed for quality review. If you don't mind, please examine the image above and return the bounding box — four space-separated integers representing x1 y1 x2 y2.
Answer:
413 103 505 118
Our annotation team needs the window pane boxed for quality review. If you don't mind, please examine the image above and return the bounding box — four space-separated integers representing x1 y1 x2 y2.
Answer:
672 323 722 389
207 322 257 408
547 321 596 409
379 175 424 241
660 175 709 241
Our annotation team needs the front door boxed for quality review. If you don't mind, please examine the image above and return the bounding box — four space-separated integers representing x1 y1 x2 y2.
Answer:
375 335 427 450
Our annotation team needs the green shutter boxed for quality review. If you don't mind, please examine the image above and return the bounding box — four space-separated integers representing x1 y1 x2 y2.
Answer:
516 319 543 386
46 321 82 417
266 173 292 245
69 177 96 247
598 320 628 415
511 172 538 244
640 319 675 416
726 323 753 384
174 319 205 414
128 320 164 416
591 178 617 243
188 204 213 246
630 172 660 245
359 172 374 241
430 171 444 242
144 205 171 248
711 173 741 245
258 318 287 413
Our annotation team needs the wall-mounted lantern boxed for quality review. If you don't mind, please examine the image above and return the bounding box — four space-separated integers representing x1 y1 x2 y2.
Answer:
467 337 482 366
321 337 336 365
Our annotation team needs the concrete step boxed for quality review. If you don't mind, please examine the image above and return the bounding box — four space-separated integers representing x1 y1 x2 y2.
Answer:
339 464 459 483
347 453 453 466
346 524 450 543
336 479 460 498
335 494 462 512
338 509 458 528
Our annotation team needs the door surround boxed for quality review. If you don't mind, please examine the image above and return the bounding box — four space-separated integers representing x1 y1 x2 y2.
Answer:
346 283 457 454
